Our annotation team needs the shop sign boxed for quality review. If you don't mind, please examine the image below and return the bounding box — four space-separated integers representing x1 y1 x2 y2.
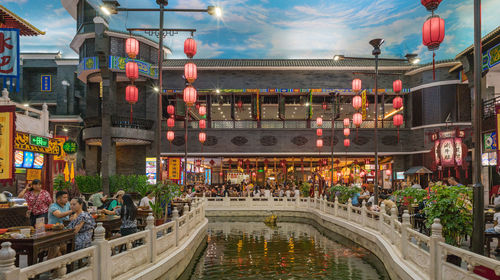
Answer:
483 41 500 72
26 169 41 181
15 132 60 155
484 132 497 152
53 137 67 161
109 56 158 79
29 135 49 148
0 108 15 181
62 140 78 154
168 158 181 180
40 75 51 92
146 157 156 184
0 29 20 78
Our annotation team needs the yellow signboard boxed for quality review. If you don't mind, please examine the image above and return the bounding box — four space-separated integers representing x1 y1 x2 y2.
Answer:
53 137 67 161
26 169 42 181
168 158 181 180
15 132 61 155
0 111 14 180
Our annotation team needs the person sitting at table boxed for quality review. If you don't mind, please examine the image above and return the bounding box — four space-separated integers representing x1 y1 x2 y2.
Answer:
19 179 52 226
89 191 107 208
485 204 500 253
138 191 155 210
100 190 125 215
116 194 138 236
67 198 96 250
48 191 72 224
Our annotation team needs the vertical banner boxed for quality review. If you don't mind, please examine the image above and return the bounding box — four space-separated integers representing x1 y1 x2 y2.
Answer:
168 157 181 180
145 157 157 184
0 106 15 182
361 90 367 120
0 28 20 92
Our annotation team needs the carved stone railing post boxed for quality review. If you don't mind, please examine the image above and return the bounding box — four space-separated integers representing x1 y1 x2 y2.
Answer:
172 207 179 247
401 210 410 260
361 200 367 227
347 198 352 221
334 197 338 217
146 213 156 263
224 193 229 207
379 203 386 234
307 197 311 209
390 206 398 245
430 218 444 280
0 242 20 280
322 195 327 212
92 222 111 280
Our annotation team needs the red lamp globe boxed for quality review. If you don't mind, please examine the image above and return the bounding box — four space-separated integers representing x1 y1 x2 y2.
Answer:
316 128 323 136
126 62 139 81
125 38 139 59
352 95 362 110
322 102 327 110
167 117 175 128
198 105 206 116
344 128 350 137
422 16 445 51
125 85 138 104
316 117 323 126
393 114 404 127
199 132 206 143
343 118 350 127
166 131 175 142
393 96 403 110
385 169 392 176
316 139 323 148
199 119 206 129
353 113 363 127
352 79 362 93
344 138 350 147
184 38 197 58
167 105 175 115
184 62 197 83
421 0 442 11
183 86 197 106
393 80 402 94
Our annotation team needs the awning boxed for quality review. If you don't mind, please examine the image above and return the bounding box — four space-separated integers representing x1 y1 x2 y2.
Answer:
404 166 433 175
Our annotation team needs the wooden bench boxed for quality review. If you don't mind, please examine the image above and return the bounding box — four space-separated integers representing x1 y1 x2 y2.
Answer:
485 232 500 257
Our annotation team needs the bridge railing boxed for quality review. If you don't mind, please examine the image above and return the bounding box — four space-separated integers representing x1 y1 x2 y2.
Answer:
205 195 500 280
0 199 206 280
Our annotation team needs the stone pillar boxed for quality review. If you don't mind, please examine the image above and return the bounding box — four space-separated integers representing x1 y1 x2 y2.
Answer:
361 200 367 227
379 203 386 234
430 218 444 280
172 207 179 247
0 242 20 280
334 197 338 216
92 222 111 280
146 213 156 263
390 206 398 245
347 198 352 221
401 210 410 260
224 193 229 207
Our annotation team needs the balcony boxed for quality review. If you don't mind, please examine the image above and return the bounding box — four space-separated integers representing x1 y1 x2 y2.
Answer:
83 116 155 145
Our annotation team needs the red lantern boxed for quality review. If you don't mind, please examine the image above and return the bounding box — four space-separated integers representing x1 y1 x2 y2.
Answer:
167 117 175 128
126 62 139 81
393 80 402 94
316 128 323 136
199 105 206 116
316 117 323 126
423 16 445 51
167 131 175 142
167 105 175 115
394 114 404 142
393 96 403 110
316 139 323 148
199 132 206 143
219 171 223 176
183 86 197 106
421 0 442 11
385 169 392 176
125 85 138 104
353 113 362 127
344 138 350 147
352 95 362 110
343 118 350 127
237 100 243 110
352 79 362 93
199 119 206 129
125 38 139 59
322 102 327 110
184 38 197 58
184 62 197 83
344 128 350 137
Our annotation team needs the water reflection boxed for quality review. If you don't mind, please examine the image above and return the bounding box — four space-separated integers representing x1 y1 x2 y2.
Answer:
189 221 389 279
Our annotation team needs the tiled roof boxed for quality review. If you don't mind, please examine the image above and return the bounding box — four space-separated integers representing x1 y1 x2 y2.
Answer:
455 26 500 59
0 4 45 36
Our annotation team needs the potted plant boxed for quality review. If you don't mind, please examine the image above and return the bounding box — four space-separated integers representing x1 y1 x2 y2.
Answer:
300 182 311 197
148 181 181 225
54 174 80 198
394 187 428 210
424 184 472 266
330 185 361 204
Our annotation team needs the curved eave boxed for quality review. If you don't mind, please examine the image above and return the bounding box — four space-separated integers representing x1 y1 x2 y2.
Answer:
404 61 461 76
0 4 45 36
60 0 78 20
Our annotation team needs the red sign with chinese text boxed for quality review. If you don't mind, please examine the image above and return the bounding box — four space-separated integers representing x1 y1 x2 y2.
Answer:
0 29 19 77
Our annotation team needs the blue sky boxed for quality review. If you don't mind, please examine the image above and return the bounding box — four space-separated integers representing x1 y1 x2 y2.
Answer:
3 0 500 62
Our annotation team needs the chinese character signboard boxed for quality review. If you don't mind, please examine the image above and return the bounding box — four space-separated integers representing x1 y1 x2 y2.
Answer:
41 75 51 92
62 140 78 154
0 106 15 182
483 42 500 72
0 29 20 92
15 132 60 155
168 158 181 180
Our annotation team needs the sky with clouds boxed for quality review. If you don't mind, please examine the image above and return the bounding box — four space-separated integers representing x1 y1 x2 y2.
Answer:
3 0 500 62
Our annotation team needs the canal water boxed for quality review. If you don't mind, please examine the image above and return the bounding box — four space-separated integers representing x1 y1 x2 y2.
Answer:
187 218 390 279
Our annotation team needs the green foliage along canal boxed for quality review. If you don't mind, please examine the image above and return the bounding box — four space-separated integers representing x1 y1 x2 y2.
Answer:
188 219 389 279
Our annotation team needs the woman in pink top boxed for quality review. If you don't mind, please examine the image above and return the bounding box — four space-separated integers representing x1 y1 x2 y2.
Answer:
19 179 52 226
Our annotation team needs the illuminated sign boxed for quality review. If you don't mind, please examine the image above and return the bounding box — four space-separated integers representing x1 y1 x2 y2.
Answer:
41 75 51 92
29 135 49 148
62 140 78 154
15 132 61 155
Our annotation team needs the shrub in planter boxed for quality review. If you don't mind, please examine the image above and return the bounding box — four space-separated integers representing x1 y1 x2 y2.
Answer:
149 180 181 224
330 185 361 204
394 187 428 208
300 182 311 197
75 175 102 195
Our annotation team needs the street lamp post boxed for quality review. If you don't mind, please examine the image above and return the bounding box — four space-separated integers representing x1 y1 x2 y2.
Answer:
156 0 166 184
370 38 384 205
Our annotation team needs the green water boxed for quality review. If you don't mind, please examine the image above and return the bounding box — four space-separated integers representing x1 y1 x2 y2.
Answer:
188 220 390 279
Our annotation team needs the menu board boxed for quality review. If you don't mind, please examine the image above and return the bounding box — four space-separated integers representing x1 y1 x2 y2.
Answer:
22 152 34 168
33 153 44 169
145 157 156 184
15 150 23 168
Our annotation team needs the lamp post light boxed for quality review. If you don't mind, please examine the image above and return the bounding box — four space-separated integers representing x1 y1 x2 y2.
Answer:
370 38 384 205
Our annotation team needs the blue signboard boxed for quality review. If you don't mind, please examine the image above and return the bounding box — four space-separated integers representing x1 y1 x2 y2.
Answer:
41 75 51 92
22 152 34 169
0 28 20 92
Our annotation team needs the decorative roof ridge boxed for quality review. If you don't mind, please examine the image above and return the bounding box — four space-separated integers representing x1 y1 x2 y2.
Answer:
0 4 45 36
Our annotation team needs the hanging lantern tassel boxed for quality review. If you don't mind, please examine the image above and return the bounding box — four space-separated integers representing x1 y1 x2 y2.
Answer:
130 104 133 123
433 52 436 80
448 168 450 177
455 166 460 179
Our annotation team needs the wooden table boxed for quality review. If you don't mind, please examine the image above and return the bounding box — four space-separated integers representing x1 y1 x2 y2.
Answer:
1 229 74 266
96 216 121 239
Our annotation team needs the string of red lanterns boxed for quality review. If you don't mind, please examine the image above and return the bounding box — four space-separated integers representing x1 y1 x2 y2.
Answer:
124 37 140 123
421 0 445 80
392 79 404 143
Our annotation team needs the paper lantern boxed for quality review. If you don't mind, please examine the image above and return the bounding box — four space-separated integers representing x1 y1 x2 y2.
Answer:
316 117 323 126
322 102 327 110
344 138 350 147
183 86 197 106
393 96 403 110
421 0 442 11
199 119 206 129
353 113 362 127
343 118 350 127
199 132 206 143
353 95 362 110
184 62 197 83
316 139 323 148
125 38 139 59
237 100 243 110
423 16 445 51
394 114 403 127
125 85 138 104
316 128 323 136
167 131 175 142
126 62 139 81
352 79 362 93
385 169 392 176
184 38 197 58
167 105 175 115
393 80 402 94
344 128 350 137
167 117 175 128
199 105 206 116
219 171 223 176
